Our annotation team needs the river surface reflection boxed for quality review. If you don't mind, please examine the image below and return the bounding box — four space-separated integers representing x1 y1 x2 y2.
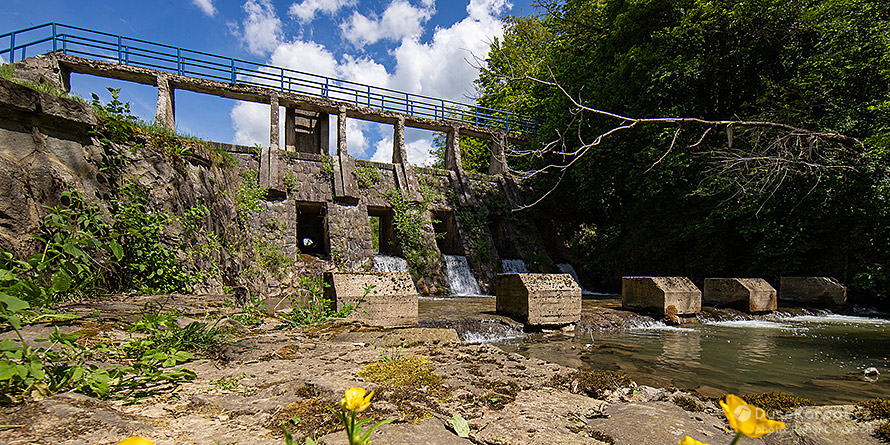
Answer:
495 313 890 404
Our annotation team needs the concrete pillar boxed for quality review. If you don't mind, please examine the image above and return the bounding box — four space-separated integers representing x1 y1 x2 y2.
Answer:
155 74 175 130
392 117 407 164
318 112 330 155
496 274 581 326
489 133 507 175
284 107 296 152
261 94 280 188
337 107 347 156
445 125 462 171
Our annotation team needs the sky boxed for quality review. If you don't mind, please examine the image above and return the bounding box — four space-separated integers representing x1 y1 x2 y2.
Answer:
1 0 537 165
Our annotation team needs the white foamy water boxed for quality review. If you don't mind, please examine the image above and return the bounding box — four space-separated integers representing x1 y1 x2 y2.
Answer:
629 320 696 332
373 255 408 273
708 320 792 329
782 314 890 325
462 330 525 344
502 258 528 273
444 254 482 296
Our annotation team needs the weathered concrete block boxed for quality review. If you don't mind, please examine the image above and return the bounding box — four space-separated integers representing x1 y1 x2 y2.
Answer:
324 272 418 327
780 277 847 306
703 278 777 312
622 277 702 316
496 273 581 326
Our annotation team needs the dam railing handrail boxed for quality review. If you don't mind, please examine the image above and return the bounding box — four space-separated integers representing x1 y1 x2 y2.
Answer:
1 22 538 136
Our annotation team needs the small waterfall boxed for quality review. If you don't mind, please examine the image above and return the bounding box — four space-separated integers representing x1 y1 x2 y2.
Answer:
373 255 409 273
556 262 611 296
501 258 528 273
444 255 482 296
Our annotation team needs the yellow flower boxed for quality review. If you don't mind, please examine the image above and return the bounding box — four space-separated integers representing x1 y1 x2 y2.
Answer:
679 436 708 445
341 386 374 413
720 394 786 438
117 437 154 445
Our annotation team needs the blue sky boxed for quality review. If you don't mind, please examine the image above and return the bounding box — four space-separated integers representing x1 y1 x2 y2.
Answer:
2 0 537 164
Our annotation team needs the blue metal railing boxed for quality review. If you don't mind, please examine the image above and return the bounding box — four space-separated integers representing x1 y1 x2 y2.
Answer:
0 23 537 136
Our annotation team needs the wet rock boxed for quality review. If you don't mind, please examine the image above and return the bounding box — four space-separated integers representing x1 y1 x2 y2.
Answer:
763 405 883 445
586 401 750 445
473 389 611 444
320 418 473 445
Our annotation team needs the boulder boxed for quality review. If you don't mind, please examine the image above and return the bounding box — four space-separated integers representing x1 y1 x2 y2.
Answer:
622 276 702 317
780 277 847 307
703 278 777 312
496 273 581 326
324 272 418 327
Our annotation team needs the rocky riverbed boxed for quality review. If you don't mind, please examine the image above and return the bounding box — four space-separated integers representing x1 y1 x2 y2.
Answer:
0 294 884 444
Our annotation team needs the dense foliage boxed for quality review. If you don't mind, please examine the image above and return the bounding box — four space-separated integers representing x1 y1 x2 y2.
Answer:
477 0 890 303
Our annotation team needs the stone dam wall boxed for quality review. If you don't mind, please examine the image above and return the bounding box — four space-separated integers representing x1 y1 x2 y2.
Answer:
0 57 577 298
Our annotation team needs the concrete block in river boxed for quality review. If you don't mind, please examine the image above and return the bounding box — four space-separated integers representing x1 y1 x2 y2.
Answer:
622 276 701 316
324 272 418 327
703 278 777 312
496 273 581 326
780 277 847 306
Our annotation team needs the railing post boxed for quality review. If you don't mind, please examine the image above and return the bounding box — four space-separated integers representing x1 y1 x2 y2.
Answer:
505 113 510 133
230 59 235 83
280 68 284 91
52 24 57 52
9 32 14 62
62 34 67 55
117 35 122 64
367 85 371 107
405 92 410 115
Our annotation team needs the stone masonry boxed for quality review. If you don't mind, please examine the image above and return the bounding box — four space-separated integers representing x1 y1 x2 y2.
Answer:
622 276 702 318
496 273 581 326
703 278 777 313
324 272 419 328
779 277 847 307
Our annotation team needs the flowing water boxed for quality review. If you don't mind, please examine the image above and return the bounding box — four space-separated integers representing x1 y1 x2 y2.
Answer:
496 311 890 404
444 254 483 296
556 263 616 296
419 297 890 404
501 258 529 273
373 255 409 273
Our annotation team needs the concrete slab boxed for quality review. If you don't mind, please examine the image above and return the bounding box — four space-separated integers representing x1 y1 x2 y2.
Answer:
324 272 419 327
703 278 777 312
622 277 702 317
496 273 581 326
780 277 847 306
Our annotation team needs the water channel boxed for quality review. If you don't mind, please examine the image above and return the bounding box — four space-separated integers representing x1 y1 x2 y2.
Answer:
419 297 890 404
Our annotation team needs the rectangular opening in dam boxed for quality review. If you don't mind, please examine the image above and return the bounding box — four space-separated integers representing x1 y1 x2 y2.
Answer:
70 74 158 124
432 211 460 255
174 89 245 144
368 206 397 254
296 202 327 256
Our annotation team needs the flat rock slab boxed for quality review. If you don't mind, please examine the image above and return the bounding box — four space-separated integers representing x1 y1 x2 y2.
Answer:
320 419 473 445
473 389 610 444
586 401 754 445
704 278 777 312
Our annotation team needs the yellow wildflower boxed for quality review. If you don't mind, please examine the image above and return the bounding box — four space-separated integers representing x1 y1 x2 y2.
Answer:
679 436 708 445
341 386 374 413
720 394 786 438
117 437 155 445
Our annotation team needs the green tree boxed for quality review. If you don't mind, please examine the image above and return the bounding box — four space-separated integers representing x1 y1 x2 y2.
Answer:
477 0 890 303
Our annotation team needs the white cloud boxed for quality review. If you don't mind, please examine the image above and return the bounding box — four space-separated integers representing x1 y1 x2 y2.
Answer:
191 0 217 17
340 0 434 46
238 0 283 56
230 0 510 164
289 0 356 24
232 102 270 146
370 133 435 166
